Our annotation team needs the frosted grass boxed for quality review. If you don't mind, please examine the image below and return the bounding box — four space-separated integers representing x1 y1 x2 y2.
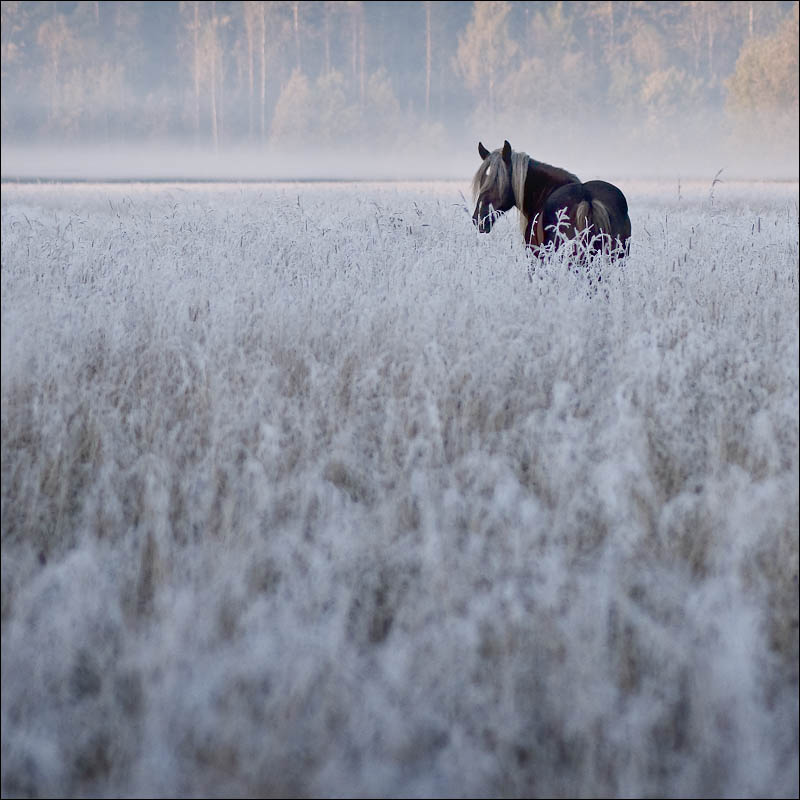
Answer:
1 178 798 798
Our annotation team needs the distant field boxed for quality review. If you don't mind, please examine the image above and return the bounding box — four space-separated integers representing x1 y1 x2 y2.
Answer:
2 178 798 798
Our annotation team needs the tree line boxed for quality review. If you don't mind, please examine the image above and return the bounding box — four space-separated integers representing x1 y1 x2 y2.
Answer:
1 1 797 157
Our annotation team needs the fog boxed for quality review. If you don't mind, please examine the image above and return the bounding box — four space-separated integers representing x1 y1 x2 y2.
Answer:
2 123 799 185
1 1 798 183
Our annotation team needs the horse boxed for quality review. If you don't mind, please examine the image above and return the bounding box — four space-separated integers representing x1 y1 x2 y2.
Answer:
471 140 631 259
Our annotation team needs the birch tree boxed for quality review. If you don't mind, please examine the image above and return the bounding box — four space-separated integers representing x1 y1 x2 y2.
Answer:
424 1 431 117
243 1 258 139
36 13 73 129
454 1 517 117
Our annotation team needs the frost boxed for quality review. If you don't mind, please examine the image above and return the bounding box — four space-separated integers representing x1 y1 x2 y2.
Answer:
1 178 798 798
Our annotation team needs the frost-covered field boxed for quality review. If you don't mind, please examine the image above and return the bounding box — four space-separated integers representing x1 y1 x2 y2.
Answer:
1 178 798 799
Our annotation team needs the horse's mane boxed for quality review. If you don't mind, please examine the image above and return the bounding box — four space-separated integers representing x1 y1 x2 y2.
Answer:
471 148 532 237
510 152 531 236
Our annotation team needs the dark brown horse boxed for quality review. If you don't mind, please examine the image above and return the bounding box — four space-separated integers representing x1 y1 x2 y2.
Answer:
472 140 631 258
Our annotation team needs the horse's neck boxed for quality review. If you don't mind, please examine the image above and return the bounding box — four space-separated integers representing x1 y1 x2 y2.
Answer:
522 161 580 216
513 159 579 240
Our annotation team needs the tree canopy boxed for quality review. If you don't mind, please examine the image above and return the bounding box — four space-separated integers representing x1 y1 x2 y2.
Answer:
1 1 797 162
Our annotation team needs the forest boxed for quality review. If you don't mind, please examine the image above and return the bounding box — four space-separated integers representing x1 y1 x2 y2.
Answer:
1 1 798 175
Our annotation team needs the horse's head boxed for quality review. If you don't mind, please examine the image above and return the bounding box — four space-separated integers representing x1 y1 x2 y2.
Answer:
472 140 515 233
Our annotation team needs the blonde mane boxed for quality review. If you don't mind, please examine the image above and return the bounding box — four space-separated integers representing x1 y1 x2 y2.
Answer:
511 151 531 236
472 147 531 236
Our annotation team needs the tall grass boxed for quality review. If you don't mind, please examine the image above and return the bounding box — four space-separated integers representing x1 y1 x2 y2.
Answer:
1 179 798 798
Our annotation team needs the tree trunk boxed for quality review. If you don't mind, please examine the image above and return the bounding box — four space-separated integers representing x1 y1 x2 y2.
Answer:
259 2 266 142
49 48 59 127
425 1 431 117
706 9 716 80
218 16 224 148
359 6 365 108
193 0 200 139
351 5 358 87
209 2 218 151
293 1 301 71
324 2 331 75
689 1 702 74
244 2 255 139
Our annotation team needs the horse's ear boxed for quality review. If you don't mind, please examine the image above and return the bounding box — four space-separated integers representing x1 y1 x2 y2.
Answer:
502 140 512 164
478 142 490 160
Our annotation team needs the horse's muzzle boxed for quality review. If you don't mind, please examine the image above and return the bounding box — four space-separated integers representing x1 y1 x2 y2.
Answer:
472 204 494 233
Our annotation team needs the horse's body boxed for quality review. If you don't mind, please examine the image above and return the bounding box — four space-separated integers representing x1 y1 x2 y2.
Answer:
472 141 631 258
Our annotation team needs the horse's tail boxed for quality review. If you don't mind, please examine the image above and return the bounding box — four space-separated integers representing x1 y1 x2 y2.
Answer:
575 198 611 235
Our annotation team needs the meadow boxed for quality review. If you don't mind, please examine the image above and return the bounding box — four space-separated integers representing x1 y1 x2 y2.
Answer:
1 177 798 798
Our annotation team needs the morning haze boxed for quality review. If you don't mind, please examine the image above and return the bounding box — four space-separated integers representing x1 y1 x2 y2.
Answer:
1 1 798 180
